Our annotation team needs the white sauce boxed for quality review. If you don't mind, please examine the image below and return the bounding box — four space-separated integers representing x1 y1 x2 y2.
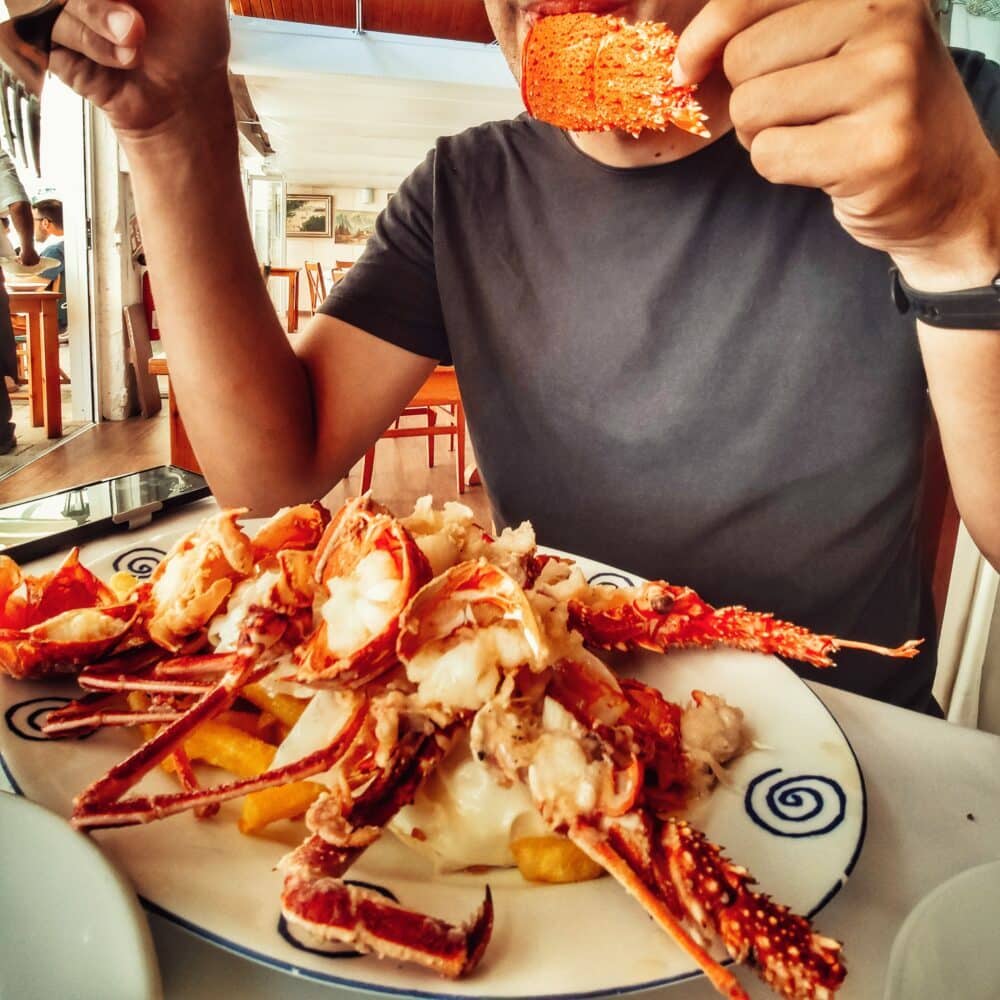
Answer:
389 732 542 871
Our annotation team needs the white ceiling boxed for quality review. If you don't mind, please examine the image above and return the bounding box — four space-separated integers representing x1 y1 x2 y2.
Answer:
245 70 523 189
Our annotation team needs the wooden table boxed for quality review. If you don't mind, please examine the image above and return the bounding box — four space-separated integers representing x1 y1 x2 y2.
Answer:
9 290 62 438
148 357 200 473
265 266 301 332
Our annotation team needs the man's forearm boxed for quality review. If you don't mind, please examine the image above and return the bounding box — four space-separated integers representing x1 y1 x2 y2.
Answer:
119 76 322 510
9 201 35 257
918 321 1000 570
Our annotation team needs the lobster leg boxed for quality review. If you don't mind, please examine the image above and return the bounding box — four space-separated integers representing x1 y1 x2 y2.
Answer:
570 814 846 1000
281 875 493 979
569 582 922 668
71 655 366 829
570 820 749 1000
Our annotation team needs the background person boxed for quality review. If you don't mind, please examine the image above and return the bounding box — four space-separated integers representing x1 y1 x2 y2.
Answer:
33 199 66 331
0 149 39 453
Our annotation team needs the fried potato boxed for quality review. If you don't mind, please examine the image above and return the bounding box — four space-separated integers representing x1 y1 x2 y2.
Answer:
181 720 276 778
242 682 309 729
109 571 140 601
239 780 325 835
510 835 606 884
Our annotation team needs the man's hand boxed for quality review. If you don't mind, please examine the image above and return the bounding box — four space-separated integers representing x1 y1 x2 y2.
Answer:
19 247 39 268
49 0 230 137
675 0 999 289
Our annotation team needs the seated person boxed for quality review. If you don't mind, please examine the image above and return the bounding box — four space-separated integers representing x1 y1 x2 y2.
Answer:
33 199 66 332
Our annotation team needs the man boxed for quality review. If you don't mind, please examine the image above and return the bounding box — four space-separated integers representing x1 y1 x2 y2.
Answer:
33 199 66 332
0 149 39 453
48 0 998 711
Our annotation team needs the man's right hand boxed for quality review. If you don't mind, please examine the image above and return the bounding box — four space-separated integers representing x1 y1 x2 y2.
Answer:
49 1 230 137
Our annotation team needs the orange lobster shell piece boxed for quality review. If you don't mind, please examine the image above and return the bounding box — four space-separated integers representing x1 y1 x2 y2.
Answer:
521 13 710 138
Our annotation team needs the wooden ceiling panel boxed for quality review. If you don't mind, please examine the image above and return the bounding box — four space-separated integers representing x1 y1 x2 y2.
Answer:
231 0 496 43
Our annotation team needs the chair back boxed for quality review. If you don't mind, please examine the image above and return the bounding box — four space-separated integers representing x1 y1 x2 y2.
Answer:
334 260 354 270
304 260 327 313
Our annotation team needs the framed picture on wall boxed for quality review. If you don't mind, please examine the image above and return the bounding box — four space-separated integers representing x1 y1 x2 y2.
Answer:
335 209 378 245
286 194 333 237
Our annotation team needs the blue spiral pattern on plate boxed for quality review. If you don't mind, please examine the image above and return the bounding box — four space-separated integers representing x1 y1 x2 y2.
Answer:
587 571 635 589
744 768 846 838
4 697 95 742
111 546 166 579
277 880 399 959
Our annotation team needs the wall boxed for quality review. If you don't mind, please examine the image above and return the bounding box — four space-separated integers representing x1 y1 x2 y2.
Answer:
284 184 393 312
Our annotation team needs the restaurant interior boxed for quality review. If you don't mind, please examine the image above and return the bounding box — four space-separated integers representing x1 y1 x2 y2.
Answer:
0 2 998 998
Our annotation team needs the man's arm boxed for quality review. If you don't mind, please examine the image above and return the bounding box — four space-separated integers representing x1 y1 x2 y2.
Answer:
7 201 37 267
120 84 434 510
50 1 434 511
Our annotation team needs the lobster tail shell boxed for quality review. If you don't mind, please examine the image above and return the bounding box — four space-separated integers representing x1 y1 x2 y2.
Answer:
521 14 709 138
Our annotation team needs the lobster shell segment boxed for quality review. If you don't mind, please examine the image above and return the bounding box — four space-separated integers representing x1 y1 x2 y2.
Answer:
295 503 432 687
521 14 709 138
0 604 139 680
0 548 117 631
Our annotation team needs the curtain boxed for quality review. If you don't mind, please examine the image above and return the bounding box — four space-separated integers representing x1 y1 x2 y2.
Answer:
931 9 1000 732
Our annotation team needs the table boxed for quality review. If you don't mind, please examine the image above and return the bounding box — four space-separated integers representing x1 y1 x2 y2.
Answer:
265 266 301 332
9 289 62 438
4 500 1000 999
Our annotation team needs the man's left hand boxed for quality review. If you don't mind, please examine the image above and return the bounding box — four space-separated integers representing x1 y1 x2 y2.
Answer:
19 247 39 268
675 0 999 289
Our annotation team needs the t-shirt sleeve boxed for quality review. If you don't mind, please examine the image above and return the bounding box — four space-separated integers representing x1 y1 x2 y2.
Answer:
951 47 1000 146
318 148 451 364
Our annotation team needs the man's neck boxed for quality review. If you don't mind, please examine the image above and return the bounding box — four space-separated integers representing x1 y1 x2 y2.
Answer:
567 71 733 167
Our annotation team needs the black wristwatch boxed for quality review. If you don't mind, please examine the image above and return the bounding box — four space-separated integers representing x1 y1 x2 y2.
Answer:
891 267 1000 330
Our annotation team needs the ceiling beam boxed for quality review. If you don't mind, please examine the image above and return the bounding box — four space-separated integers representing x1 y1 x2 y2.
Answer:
229 16 514 89
229 72 274 156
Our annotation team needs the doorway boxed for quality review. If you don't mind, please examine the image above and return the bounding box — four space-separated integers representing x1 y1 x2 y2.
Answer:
1 75 96 484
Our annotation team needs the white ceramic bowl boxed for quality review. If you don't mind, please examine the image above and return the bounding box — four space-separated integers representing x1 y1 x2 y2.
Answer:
0 792 162 1000
884 859 1000 999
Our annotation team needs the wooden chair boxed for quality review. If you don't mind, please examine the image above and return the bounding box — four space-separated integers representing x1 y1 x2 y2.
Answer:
361 367 467 495
304 261 327 315
335 260 354 270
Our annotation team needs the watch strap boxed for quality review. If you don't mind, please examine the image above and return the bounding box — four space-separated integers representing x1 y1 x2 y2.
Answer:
891 267 1000 330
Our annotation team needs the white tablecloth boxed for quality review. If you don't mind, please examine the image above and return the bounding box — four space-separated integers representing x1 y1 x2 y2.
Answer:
6 501 1000 999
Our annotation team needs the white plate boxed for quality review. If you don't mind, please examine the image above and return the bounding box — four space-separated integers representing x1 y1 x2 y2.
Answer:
0 791 162 1000
0 256 58 278
884 859 1000 1000
0 536 865 998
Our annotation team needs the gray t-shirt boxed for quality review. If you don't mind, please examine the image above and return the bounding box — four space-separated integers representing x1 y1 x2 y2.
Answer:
323 49 999 711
